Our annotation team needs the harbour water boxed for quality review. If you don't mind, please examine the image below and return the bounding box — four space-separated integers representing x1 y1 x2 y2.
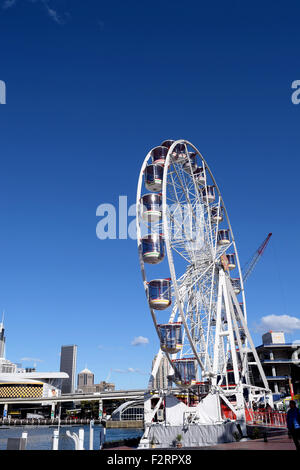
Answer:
0 425 143 450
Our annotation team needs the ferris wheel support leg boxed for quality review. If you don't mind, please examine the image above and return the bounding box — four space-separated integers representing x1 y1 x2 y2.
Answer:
226 277 273 407
211 272 224 384
221 271 248 435
234 388 247 437
211 270 248 434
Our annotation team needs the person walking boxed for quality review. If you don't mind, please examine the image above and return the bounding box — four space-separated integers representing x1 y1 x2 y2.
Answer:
287 400 300 450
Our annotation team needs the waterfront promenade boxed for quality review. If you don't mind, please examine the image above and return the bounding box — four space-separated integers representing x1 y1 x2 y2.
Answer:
0 425 295 450
201 432 295 450
107 433 296 450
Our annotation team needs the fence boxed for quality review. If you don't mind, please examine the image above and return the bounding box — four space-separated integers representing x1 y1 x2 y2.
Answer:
249 410 287 428
0 417 101 426
220 404 287 428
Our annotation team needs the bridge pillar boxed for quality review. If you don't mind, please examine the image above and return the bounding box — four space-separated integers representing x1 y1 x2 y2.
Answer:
3 403 8 419
52 429 59 450
51 402 56 419
89 419 94 450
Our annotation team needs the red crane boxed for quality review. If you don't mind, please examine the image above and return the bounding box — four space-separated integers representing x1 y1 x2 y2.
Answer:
242 233 272 283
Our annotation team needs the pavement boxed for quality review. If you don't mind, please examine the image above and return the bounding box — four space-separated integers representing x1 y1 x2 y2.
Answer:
105 432 298 451
200 432 297 450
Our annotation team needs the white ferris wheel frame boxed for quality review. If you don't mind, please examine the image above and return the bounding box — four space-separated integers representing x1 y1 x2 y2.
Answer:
136 139 271 407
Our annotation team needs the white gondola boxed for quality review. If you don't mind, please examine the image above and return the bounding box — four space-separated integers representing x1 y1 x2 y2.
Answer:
211 206 223 223
144 164 164 192
173 143 188 164
161 140 187 164
140 193 162 223
183 152 197 174
141 234 164 264
201 185 215 204
196 166 206 186
217 229 230 246
161 139 177 162
151 146 168 165
172 358 197 386
161 139 174 149
231 278 241 294
226 253 236 270
148 279 171 310
158 323 182 353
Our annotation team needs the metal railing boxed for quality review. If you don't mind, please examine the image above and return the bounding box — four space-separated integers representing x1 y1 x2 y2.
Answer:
249 410 287 428
0 417 101 426
221 405 287 428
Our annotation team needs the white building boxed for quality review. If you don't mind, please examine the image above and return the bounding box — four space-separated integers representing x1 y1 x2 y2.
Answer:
0 371 69 398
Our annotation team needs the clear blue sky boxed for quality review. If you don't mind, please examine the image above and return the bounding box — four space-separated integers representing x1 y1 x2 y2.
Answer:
0 0 299 389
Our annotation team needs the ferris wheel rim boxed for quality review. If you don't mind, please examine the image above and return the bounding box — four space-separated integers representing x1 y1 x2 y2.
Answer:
136 139 247 388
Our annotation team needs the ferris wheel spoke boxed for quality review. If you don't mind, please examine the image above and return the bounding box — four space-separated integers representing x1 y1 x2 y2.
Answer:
169 163 199 225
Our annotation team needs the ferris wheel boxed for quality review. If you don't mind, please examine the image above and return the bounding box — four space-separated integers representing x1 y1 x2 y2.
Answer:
136 139 270 402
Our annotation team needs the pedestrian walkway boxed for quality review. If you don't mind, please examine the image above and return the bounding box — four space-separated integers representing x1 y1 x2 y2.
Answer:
201 432 295 450
104 431 297 451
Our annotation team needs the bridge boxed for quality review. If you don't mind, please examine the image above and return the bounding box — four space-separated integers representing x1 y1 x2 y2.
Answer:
0 389 147 423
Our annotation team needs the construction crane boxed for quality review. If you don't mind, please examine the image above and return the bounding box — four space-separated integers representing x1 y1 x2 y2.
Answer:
242 233 272 283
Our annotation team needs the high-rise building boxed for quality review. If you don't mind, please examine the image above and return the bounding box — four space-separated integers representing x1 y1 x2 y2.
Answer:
60 345 77 394
151 354 171 390
77 368 95 393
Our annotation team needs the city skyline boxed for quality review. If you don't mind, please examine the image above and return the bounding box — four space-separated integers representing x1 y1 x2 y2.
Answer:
0 1 300 389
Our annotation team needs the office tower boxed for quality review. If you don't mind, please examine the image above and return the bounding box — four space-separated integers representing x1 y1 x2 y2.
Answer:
60 345 77 394
151 354 171 390
77 367 95 393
